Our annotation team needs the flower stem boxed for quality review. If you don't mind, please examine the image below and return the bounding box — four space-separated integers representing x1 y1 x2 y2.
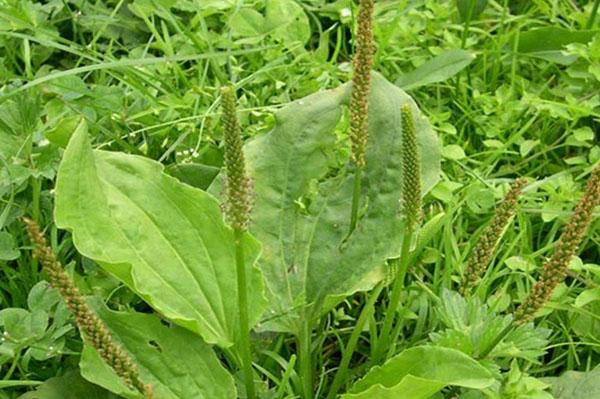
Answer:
587 0 600 28
372 224 414 365
349 167 363 234
347 0 374 235
477 323 513 359
234 228 255 399
326 283 383 399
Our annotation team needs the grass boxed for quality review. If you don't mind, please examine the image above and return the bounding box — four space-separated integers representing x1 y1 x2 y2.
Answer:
1 0 600 398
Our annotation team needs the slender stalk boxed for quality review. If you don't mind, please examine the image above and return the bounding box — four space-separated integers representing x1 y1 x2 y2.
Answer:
460 0 476 48
477 323 513 359
349 167 363 233
326 283 384 399
371 227 413 365
30 176 41 277
30 177 41 223
220 86 256 399
234 229 255 399
371 104 422 365
587 0 600 28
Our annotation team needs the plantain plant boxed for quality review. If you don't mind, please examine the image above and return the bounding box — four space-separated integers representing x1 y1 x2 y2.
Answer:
21 1 600 398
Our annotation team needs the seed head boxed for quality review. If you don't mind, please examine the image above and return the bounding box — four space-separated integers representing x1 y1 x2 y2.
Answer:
514 166 600 324
461 178 527 294
220 86 253 232
349 0 375 168
23 218 153 398
400 104 422 230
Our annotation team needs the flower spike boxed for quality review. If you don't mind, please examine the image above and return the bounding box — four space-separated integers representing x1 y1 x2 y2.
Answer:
349 0 375 168
220 86 253 232
515 166 600 324
23 218 153 398
461 178 526 294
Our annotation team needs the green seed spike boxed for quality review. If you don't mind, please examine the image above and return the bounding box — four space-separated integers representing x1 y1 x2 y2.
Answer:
220 86 253 232
220 85 256 399
515 165 600 324
461 178 526 295
23 218 153 399
400 104 422 232
349 0 375 168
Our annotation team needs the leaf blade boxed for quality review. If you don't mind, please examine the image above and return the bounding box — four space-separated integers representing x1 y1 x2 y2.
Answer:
79 301 236 399
226 72 441 332
55 122 265 347
395 50 475 90
344 346 495 399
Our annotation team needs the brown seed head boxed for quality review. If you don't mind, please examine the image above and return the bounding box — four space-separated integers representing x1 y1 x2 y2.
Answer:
514 166 600 323
461 178 527 294
23 218 153 398
349 0 375 168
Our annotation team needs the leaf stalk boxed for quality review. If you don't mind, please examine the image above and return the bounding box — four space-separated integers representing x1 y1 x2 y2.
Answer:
326 283 384 399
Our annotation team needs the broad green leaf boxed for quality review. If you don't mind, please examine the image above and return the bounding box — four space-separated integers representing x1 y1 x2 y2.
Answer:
343 346 495 398
505 256 536 272
219 72 440 332
0 132 20 160
574 287 600 307
18 370 118 399
166 163 220 190
54 122 266 347
265 0 310 45
0 231 20 260
229 8 266 38
544 367 600 398
229 0 310 46
456 0 488 21
396 50 475 90
516 27 598 65
442 144 466 160
0 308 47 345
79 301 235 399
45 75 89 101
44 115 82 148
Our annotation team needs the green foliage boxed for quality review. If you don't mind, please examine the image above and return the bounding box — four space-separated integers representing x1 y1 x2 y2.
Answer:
544 366 600 398
0 232 19 261
430 290 550 362
0 281 71 370
516 27 598 65
54 122 266 348
456 0 488 22
80 300 235 399
343 346 495 398
19 370 120 399
498 361 552 399
396 50 476 90
1 0 600 397
224 72 440 332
